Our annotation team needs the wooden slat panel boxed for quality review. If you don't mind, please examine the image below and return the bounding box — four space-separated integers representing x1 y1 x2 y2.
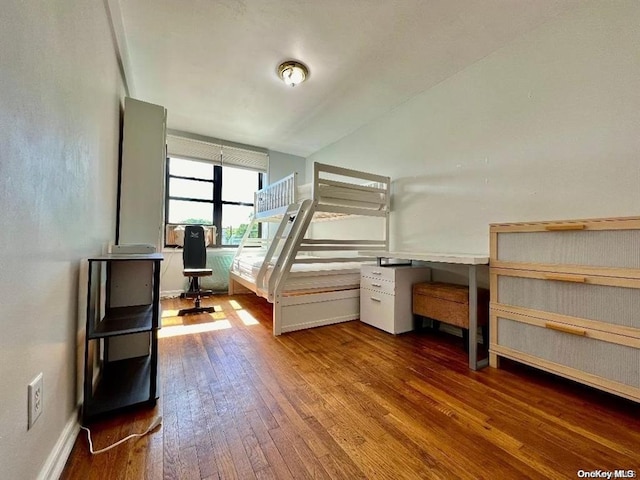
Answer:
314 204 388 217
314 162 391 185
301 239 385 245
492 267 640 289
490 216 640 232
491 261 640 280
318 178 387 193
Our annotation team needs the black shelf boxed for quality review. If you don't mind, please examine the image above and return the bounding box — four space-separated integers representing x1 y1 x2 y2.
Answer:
83 356 157 419
83 254 162 423
89 305 154 339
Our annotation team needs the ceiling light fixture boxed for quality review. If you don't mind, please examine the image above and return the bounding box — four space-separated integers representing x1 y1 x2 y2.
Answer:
277 61 309 87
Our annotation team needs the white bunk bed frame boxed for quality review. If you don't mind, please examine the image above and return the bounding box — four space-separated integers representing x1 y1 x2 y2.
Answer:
229 162 390 335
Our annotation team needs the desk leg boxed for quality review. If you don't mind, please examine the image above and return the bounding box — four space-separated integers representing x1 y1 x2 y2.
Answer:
468 265 478 370
468 266 488 370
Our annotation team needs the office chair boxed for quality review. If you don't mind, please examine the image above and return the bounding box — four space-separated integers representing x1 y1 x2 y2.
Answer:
178 225 216 316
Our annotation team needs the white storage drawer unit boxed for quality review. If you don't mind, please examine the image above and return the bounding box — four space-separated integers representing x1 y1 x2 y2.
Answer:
360 265 431 334
490 216 640 402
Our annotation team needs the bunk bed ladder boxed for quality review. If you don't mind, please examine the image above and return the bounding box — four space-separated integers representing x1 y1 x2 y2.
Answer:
268 199 317 302
254 201 306 296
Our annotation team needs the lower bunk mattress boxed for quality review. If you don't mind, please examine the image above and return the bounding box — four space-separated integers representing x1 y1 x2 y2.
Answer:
231 255 367 293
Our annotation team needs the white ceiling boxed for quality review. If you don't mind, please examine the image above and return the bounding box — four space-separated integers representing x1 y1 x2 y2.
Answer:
113 0 580 157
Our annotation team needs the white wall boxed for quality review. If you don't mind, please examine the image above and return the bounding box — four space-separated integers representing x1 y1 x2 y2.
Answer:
308 1 640 257
0 2 123 478
268 150 307 184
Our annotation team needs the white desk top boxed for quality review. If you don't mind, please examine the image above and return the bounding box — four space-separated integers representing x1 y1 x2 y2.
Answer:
88 253 164 261
360 250 489 265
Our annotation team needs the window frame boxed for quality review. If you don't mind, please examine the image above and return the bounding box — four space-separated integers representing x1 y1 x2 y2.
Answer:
164 156 262 248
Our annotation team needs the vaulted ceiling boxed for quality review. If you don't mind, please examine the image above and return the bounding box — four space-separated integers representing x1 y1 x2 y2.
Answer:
110 0 580 157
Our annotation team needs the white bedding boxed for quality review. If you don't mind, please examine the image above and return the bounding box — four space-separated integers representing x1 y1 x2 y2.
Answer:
231 255 366 292
233 255 363 279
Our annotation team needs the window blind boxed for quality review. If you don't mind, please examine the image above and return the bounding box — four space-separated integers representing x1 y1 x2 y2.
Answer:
166 134 268 172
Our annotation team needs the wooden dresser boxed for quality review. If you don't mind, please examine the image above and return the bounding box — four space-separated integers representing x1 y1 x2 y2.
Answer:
489 216 640 402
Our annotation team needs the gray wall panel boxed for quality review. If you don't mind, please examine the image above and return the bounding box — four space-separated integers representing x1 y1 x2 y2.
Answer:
498 276 640 328
497 230 640 268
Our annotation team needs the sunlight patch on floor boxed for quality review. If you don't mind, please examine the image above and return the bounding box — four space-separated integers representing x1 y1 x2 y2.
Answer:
161 311 228 328
229 300 243 310
161 315 183 327
158 319 232 338
237 309 259 325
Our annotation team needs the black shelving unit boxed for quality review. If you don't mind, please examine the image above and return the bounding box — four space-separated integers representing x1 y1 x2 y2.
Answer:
82 253 163 422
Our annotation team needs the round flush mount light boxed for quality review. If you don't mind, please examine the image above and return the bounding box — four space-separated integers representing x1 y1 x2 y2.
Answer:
277 60 309 87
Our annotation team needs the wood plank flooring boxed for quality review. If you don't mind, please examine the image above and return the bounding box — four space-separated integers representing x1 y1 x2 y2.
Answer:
61 294 640 479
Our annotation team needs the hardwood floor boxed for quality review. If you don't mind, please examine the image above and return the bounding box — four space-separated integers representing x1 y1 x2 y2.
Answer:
61 294 640 479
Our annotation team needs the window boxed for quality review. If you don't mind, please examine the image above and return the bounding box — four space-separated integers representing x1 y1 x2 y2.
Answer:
165 156 262 247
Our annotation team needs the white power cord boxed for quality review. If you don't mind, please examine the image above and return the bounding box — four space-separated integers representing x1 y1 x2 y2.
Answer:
80 416 162 455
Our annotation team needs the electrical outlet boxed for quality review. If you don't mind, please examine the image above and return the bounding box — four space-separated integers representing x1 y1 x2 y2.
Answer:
28 373 43 429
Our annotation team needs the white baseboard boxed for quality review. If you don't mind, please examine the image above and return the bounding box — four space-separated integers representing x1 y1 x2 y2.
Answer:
161 289 183 298
38 413 79 480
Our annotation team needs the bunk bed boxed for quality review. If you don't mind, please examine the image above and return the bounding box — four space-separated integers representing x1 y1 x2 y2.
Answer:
229 162 390 335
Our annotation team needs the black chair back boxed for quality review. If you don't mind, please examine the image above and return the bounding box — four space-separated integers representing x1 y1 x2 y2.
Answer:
183 225 207 269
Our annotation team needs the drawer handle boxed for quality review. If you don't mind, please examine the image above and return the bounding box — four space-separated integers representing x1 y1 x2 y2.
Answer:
370 297 382 302
544 322 586 336
371 271 382 275
544 224 586 231
371 283 382 287
543 274 587 283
